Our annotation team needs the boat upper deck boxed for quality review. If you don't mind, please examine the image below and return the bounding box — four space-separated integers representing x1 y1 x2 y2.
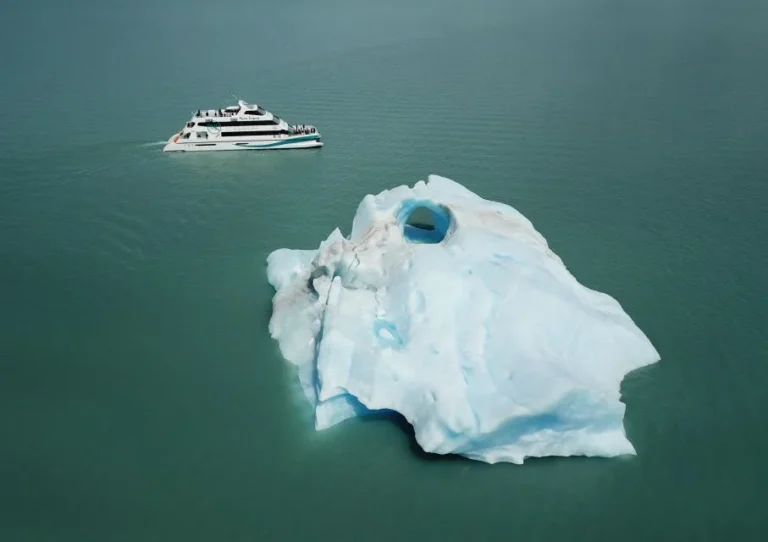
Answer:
192 100 268 120
174 99 319 139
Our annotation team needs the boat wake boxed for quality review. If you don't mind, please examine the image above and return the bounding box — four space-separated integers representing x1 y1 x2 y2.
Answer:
141 141 167 147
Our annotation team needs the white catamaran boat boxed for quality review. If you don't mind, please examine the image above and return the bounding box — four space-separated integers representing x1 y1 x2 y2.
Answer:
163 100 322 152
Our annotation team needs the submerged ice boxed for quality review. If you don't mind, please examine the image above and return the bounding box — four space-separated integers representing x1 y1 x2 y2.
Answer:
267 175 659 464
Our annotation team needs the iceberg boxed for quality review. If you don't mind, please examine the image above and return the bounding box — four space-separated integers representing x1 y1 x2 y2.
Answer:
266 175 659 464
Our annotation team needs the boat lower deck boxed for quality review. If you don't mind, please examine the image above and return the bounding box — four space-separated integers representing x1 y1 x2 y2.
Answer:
163 134 322 152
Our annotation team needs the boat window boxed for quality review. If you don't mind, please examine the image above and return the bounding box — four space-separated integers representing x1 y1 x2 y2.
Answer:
244 110 264 116
182 133 191 139
186 122 195 128
220 130 289 137
214 120 279 127
196 132 208 139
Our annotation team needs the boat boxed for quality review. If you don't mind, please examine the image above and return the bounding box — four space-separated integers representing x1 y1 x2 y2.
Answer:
163 100 322 152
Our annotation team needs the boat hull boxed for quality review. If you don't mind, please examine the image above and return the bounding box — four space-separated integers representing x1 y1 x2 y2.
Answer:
162 134 323 152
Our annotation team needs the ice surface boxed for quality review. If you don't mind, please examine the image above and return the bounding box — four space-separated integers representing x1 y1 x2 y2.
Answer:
266 175 660 464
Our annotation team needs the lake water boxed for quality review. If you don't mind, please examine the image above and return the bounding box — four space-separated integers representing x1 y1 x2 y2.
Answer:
1 0 767 540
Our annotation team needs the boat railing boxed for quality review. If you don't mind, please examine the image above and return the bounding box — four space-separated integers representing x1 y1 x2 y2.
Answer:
194 109 240 118
291 124 318 135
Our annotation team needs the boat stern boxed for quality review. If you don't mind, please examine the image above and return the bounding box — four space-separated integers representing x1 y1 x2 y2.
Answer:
162 132 183 152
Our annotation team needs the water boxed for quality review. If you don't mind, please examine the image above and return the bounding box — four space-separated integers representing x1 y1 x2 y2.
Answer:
1 0 767 539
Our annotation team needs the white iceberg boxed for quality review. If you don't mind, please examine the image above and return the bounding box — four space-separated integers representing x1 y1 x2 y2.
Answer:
267 175 660 464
